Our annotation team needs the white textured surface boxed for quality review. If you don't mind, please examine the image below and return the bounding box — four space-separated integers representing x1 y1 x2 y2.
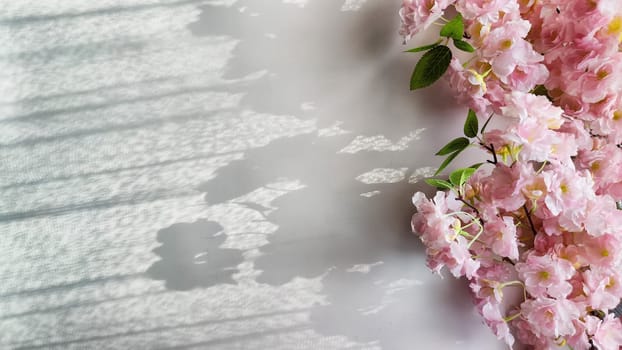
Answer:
0 1 505 349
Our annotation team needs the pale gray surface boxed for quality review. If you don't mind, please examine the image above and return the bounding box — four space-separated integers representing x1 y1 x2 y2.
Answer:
0 1 505 349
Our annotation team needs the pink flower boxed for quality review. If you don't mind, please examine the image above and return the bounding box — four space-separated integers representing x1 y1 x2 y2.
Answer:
512 317 543 348
590 314 622 350
582 267 622 310
480 302 515 347
505 62 549 92
412 191 480 278
542 166 593 219
516 252 575 298
576 142 622 192
475 163 525 213
430 237 480 278
565 318 591 350
470 260 514 305
581 233 622 269
412 191 462 247
501 91 564 130
455 0 519 24
584 196 622 237
399 0 454 42
484 216 519 260
446 58 492 116
520 297 580 338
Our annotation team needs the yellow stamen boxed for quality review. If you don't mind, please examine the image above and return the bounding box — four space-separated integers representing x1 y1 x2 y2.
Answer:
539 271 550 280
607 17 622 43
500 39 513 50
591 161 601 172
560 183 568 194
597 69 609 80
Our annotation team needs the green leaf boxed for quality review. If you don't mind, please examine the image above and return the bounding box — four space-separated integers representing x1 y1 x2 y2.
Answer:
480 113 494 134
434 148 464 176
425 178 453 190
449 169 463 186
410 45 452 90
449 167 476 187
453 38 475 52
405 39 442 53
469 162 484 170
464 109 479 138
440 14 464 40
435 137 470 156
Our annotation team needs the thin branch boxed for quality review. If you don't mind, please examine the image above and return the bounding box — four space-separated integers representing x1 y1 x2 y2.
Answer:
523 204 537 236
458 196 480 216
481 142 498 164
502 257 516 266
489 143 498 164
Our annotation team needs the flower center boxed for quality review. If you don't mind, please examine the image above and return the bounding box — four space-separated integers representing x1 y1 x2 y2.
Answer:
607 17 622 42
560 183 568 194
539 271 550 280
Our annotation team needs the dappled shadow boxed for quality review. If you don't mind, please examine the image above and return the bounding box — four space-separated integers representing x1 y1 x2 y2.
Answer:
189 0 453 137
199 130 427 278
185 0 470 348
146 220 244 290
197 124 448 348
0 0 207 26
158 0 470 348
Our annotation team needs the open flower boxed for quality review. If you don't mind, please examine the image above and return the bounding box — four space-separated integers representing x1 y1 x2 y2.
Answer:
589 314 622 350
516 252 575 298
399 0 455 42
521 297 580 339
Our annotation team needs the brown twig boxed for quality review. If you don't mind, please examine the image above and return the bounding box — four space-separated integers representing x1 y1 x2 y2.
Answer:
523 204 537 236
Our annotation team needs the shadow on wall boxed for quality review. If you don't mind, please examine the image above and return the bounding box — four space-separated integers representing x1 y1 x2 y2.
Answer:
188 0 458 135
146 0 474 348
146 220 244 290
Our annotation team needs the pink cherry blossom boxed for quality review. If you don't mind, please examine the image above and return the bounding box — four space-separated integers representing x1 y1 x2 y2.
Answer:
480 302 515 347
484 216 519 260
403 1 622 348
521 297 580 338
582 267 622 310
590 314 622 350
399 0 455 42
516 252 575 298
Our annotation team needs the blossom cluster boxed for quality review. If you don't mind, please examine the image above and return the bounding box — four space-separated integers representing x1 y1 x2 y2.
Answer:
401 0 622 349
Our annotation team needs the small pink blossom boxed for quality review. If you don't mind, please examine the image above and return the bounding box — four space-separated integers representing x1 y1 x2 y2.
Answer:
399 0 454 42
582 267 622 310
521 297 580 338
590 314 622 350
516 252 575 298
480 302 515 347
484 216 519 260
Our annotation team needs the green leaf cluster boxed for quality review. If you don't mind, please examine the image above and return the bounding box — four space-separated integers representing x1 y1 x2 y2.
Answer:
425 167 477 191
410 45 452 90
406 14 474 90
449 167 476 187
426 109 485 190
440 14 464 40
433 109 480 175
404 12 484 191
